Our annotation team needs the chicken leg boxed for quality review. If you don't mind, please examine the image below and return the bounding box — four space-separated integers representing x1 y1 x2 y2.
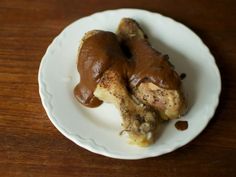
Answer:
94 69 159 146
117 18 187 119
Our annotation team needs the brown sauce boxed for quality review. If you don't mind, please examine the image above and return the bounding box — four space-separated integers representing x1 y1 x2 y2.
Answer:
175 120 188 131
124 37 181 89
74 31 181 107
74 31 128 107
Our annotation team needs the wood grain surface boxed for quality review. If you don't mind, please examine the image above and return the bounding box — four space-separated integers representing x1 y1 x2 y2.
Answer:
0 0 236 177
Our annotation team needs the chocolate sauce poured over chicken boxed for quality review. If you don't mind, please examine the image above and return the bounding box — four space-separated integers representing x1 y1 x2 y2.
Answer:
74 31 181 107
73 18 187 146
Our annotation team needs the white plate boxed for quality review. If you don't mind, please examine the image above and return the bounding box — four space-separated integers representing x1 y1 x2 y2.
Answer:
38 9 221 159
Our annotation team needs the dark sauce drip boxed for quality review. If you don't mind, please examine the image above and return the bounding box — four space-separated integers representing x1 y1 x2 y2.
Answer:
180 73 186 80
175 120 188 131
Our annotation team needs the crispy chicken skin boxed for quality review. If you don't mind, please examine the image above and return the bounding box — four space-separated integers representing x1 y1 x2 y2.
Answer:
94 70 159 146
133 82 186 120
117 18 187 119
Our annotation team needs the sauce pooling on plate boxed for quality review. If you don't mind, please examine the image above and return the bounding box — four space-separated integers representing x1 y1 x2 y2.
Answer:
180 73 187 80
74 31 181 107
175 120 188 131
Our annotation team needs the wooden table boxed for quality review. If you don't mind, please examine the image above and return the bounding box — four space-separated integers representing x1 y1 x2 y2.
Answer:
1 0 236 176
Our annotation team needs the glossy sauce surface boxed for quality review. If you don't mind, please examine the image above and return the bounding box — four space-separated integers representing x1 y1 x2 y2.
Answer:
124 37 181 89
74 31 128 107
74 31 181 107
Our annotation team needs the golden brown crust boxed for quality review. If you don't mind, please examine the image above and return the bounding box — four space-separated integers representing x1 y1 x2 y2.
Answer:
94 69 160 146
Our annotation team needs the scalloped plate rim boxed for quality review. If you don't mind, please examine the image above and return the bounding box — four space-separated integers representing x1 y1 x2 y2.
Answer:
38 8 221 159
